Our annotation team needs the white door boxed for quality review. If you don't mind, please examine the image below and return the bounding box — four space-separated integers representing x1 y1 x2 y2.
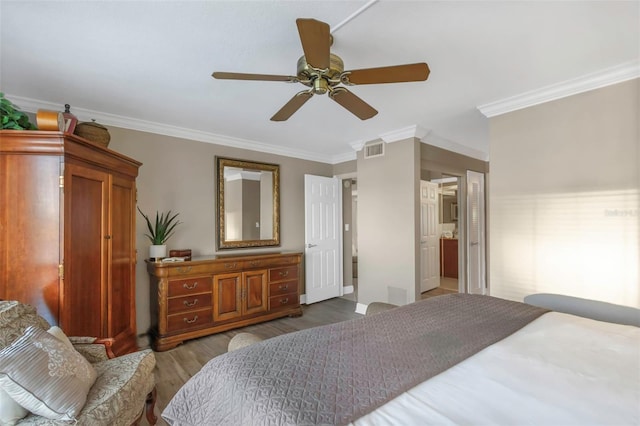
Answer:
466 170 486 295
305 175 342 304
420 181 440 292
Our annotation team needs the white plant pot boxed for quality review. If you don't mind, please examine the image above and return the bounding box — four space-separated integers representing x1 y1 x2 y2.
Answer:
149 244 167 261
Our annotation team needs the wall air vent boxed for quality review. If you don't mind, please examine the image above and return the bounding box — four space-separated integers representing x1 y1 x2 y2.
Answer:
364 141 384 159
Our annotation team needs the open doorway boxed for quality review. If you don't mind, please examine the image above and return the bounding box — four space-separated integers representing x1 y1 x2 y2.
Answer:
339 177 358 302
421 173 461 299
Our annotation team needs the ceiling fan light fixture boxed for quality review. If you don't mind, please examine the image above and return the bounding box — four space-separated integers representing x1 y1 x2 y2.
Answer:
212 18 429 121
296 54 344 85
313 77 329 94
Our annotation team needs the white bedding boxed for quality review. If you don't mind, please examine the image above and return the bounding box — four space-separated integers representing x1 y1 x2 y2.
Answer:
353 312 640 425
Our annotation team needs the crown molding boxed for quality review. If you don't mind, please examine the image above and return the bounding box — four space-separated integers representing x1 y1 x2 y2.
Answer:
7 94 336 164
348 139 367 152
379 125 430 143
421 133 489 162
477 60 640 118
330 150 357 164
9 94 489 165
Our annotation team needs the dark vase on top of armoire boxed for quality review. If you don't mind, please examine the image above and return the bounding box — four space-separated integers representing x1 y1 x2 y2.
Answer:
0 130 141 356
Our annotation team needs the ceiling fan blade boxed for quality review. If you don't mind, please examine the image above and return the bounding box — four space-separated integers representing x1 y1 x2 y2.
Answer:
212 71 297 82
344 63 430 85
329 87 378 120
270 90 314 121
296 18 330 70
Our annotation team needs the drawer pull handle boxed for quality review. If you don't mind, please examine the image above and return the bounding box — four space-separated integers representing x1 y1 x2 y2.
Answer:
183 315 198 324
279 270 289 278
225 262 237 269
183 299 198 307
280 298 289 304
278 284 288 291
183 282 198 290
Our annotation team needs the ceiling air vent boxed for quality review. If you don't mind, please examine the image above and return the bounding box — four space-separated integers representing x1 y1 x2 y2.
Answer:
364 141 384 159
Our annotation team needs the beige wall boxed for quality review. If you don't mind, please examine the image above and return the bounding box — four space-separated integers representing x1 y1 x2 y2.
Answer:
107 127 333 335
333 159 356 176
420 143 489 176
489 79 639 307
357 138 421 306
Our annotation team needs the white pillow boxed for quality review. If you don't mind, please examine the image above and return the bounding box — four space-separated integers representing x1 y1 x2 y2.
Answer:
0 326 97 421
0 387 28 426
46 326 74 350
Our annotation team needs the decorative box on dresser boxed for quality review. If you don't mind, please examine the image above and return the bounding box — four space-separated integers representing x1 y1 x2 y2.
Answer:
146 252 302 351
0 131 141 356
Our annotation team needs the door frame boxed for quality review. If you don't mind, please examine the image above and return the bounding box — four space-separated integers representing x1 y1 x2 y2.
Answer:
465 170 487 295
335 172 357 298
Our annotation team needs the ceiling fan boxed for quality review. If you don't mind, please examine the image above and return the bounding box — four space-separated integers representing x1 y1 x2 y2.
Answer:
212 18 430 121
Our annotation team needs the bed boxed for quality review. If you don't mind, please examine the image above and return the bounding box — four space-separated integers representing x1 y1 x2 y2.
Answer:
161 294 640 425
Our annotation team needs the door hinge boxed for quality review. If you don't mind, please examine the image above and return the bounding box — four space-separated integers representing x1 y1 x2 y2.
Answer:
58 264 64 279
59 175 64 188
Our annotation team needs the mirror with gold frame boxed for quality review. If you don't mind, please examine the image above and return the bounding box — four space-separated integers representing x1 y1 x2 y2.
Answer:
216 157 280 249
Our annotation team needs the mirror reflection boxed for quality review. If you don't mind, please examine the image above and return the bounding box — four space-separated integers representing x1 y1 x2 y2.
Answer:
440 181 458 224
216 157 280 249
430 174 459 238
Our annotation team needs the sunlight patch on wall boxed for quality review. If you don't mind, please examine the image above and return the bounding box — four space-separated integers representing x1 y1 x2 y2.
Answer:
490 189 639 307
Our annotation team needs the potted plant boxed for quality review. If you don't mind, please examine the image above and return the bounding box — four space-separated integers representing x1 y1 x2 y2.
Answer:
1 93 37 130
137 207 182 260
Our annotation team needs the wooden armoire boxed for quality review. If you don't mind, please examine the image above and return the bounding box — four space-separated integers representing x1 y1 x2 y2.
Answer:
0 131 141 355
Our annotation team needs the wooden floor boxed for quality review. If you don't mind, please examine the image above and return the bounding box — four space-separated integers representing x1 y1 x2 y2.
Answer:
148 297 362 425
421 278 458 300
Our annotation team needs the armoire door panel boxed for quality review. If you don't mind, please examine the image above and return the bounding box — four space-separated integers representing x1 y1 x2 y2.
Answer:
108 176 136 340
0 154 61 325
63 163 108 338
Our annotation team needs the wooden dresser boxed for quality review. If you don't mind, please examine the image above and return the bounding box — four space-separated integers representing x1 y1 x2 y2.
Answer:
146 252 302 351
0 131 141 355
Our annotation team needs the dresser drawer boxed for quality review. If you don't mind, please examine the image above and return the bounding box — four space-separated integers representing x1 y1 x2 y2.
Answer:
269 266 298 283
167 293 213 315
269 293 298 310
167 308 212 333
168 277 212 298
269 280 298 297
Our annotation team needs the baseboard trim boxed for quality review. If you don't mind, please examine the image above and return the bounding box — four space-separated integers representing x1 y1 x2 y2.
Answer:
343 285 354 295
300 294 307 305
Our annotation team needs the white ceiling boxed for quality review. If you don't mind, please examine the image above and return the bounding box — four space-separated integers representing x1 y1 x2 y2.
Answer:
1 1 638 164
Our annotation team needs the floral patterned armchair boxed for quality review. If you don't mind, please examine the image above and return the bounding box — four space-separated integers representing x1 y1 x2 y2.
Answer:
0 301 157 425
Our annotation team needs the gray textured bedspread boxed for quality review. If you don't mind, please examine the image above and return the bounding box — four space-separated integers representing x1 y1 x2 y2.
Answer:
162 294 548 426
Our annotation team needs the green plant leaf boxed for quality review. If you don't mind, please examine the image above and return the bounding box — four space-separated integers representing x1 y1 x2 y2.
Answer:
1 93 37 130
137 206 182 244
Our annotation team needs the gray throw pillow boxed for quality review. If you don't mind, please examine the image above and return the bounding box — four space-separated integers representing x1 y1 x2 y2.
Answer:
0 326 97 421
